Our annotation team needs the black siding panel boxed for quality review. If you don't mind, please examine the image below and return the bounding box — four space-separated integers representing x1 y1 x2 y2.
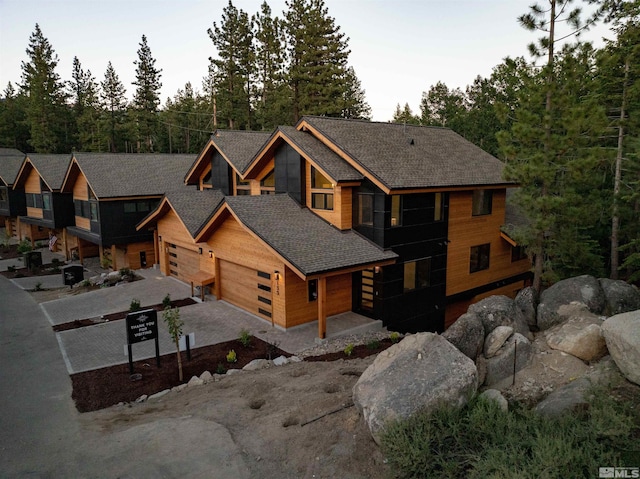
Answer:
52 193 75 228
212 152 232 196
99 200 158 246
274 143 304 204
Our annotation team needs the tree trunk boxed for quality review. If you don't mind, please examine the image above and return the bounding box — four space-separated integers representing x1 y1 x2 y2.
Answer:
611 57 629 279
175 338 183 382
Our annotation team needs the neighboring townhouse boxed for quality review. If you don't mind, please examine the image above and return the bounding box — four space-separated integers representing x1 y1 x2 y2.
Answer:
60 153 194 270
143 117 531 336
12 154 74 251
0 148 26 238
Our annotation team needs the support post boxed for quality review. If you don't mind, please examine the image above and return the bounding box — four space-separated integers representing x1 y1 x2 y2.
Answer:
318 277 327 339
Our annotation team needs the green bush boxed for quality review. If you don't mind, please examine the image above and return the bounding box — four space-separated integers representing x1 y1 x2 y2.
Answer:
119 267 133 278
238 328 252 347
17 239 32 254
366 339 381 350
390 331 401 343
344 343 355 356
380 388 639 479
129 298 141 312
226 350 237 363
216 363 227 375
162 293 172 310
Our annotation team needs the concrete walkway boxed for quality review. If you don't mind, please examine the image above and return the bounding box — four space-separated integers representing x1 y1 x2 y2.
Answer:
42 268 382 374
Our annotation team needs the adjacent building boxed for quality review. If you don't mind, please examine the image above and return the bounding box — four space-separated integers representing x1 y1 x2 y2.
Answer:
0 148 26 238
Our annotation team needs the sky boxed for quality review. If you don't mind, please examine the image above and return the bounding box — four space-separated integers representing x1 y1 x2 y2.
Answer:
0 0 615 122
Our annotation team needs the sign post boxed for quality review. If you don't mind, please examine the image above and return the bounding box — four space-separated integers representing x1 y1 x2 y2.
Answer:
125 309 160 374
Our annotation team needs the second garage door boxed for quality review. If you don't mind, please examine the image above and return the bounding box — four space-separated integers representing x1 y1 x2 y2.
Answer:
219 260 273 321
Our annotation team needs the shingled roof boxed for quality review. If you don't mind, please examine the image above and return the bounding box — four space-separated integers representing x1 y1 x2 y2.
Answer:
70 153 194 199
163 188 225 237
24 154 72 191
277 126 363 183
222 194 397 276
300 116 511 190
0 148 25 186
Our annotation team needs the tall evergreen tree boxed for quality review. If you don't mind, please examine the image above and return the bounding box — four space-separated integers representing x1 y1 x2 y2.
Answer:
159 83 211 154
132 34 162 152
0 83 30 151
420 81 466 129
20 24 70 153
340 66 371 119
208 1 254 129
252 1 289 129
100 61 128 152
500 0 603 290
285 0 351 121
69 57 102 151
391 103 420 125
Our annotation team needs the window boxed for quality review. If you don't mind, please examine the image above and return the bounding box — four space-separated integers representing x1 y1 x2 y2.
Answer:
257 270 271 280
310 167 333 210
391 195 402 227
26 193 42 209
90 203 99 221
470 244 490 273
357 193 373 226
308 279 318 302
42 193 51 211
88 187 96 200
472 190 493 216
0 187 7 203
260 169 275 195
403 258 431 292
511 245 527 262
434 192 443 221
124 202 150 214
236 173 251 195
123 202 137 214
202 170 212 187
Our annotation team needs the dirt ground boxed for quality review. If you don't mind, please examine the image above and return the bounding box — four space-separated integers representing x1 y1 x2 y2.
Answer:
81 356 388 479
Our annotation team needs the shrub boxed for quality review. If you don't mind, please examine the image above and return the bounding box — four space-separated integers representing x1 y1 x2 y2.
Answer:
344 343 355 356
81 279 91 288
390 332 401 343
216 363 227 375
34 281 43 291
129 298 141 312
162 293 172 310
162 306 184 381
100 254 111 270
238 328 252 347
17 239 32 254
380 388 637 479
366 339 381 350
226 350 237 363
119 267 133 278
7 265 15 272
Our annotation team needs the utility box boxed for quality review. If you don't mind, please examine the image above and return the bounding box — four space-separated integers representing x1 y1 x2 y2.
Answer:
62 264 84 286
23 251 43 270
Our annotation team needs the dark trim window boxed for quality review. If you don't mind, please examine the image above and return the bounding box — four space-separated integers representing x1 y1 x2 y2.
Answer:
42 193 51 211
236 173 251 195
0 186 8 203
511 245 528 263
470 243 491 273
260 169 275 195
26 193 42 209
308 279 318 302
90 202 99 221
403 257 431 292
310 166 333 210
257 270 271 280
124 201 151 214
472 190 493 216
391 195 402 227
357 193 373 226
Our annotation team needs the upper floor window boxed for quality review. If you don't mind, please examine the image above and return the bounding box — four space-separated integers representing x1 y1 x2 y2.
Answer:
511 245 527 263
470 243 490 273
404 257 431 292
88 187 96 200
236 173 251 195
0 186 8 204
391 195 402 227
201 171 212 188
42 193 51 211
434 192 443 221
472 190 493 216
124 201 151 214
26 193 43 209
260 169 275 195
310 166 333 210
356 193 374 226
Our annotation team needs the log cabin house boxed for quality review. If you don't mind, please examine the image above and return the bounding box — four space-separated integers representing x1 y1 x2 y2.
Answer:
0 148 26 238
12 154 74 252
59 153 194 270
141 117 531 336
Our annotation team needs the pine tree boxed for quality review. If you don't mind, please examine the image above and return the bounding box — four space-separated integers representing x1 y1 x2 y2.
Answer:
70 57 102 151
208 1 254 129
391 103 420 125
501 0 603 290
252 1 290 129
20 24 70 153
285 0 351 121
100 62 128 152
0 83 30 151
160 83 211 153
132 34 162 152
420 81 466 129
341 66 371 120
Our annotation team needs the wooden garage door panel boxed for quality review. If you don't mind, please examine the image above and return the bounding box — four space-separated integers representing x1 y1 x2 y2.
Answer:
167 244 200 281
220 260 272 318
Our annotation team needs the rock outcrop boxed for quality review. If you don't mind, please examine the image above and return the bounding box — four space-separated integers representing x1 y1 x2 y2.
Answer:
442 312 484 360
545 304 607 362
484 333 533 387
599 278 640 316
467 295 529 337
353 333 477 444
602 310 640 385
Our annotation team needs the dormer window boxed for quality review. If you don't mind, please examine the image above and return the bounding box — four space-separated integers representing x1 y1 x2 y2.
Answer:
472 190 493 216
236 173 251 195
310 166 333 211
260 169 275 195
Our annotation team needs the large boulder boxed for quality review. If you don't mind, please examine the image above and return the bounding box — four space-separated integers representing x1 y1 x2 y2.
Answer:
353 333 477 444
537 275 606 330
544 304 607 362
602 311 640 385
599 278 640 316
484 333 533 387
442 312 484 360
484 326 514 358
515 286 538 328
467 295 529 337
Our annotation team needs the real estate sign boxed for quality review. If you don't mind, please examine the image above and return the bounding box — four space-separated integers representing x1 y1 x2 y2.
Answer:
126 309 158 344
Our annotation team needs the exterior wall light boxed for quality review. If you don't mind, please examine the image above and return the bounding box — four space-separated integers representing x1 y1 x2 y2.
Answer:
274 271 281 281
208 250 213 258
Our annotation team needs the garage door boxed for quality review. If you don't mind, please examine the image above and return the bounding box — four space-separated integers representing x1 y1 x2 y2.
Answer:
219 260 273 320
166 243 200 282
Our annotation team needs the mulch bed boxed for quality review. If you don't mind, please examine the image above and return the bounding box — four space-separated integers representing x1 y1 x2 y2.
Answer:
0 244 21 260
0 263 61 279
52 298 198 332
71 337 394 413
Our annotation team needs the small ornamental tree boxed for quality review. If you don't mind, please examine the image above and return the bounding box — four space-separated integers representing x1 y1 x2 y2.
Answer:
163 307 184 381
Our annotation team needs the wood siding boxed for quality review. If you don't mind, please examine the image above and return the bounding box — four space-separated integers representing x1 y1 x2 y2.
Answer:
24 169 41 194
72 171 89 200
446 189 530 296
26 207 43 219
